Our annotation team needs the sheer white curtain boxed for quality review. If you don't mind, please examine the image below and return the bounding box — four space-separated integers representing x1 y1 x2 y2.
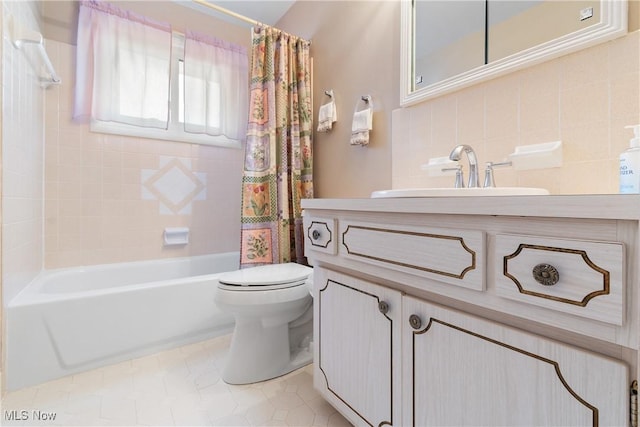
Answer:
74 0 172 129
183 31 248 140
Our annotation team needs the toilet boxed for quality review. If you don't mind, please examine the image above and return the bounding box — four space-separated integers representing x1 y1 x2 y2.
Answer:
214 262 314 385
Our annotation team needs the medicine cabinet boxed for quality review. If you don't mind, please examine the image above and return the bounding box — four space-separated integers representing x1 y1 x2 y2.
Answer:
400 0 628 106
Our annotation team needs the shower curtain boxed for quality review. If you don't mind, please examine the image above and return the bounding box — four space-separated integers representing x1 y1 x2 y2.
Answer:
239 27 313 268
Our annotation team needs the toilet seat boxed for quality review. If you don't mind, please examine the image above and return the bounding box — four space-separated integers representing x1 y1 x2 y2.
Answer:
218 263 312 291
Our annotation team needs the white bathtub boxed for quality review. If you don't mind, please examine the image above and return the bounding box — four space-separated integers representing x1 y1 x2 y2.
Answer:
6 252 239 391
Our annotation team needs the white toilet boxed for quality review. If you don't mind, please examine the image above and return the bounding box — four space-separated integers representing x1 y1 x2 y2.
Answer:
214 262 314 385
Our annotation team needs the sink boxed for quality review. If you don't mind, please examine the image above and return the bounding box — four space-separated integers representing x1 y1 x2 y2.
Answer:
371 187 550 198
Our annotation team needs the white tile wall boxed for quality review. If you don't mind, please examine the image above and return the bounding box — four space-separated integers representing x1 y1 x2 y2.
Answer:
2 0 45 303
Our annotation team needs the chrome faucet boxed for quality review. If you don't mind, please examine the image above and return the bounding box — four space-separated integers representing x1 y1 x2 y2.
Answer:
483 161 513 188
442 165 465 188
449 145 480 188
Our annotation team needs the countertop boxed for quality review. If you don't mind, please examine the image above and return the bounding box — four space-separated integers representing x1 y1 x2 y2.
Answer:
302 194 640 220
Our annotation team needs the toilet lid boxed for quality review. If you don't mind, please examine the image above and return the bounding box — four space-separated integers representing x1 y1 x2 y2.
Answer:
219 263 312 287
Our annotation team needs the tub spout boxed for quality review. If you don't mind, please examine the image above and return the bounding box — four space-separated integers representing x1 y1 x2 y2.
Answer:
449 145 480 188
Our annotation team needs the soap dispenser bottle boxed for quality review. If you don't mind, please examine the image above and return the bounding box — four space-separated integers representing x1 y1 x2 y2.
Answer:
620 125 640 194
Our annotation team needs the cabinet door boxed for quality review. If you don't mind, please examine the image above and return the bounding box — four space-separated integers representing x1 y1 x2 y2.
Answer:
403 296 629 426
314 268 402 427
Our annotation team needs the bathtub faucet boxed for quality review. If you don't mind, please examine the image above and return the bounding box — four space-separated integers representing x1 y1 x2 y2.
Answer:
449 144 480 188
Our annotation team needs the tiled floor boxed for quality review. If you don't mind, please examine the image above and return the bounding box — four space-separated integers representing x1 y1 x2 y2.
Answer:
1 334 351 426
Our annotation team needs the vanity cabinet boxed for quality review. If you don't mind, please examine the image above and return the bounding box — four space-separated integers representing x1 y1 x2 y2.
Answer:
303 196 640 427
314 268 402 426
404 295 627 426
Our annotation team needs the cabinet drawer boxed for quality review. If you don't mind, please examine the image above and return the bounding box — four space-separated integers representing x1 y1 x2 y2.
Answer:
340 221 485 291
495 234 624 325
304 216 337 255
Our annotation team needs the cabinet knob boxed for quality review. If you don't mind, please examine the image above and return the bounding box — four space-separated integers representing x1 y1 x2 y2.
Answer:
532 263 560 286
312 230 321 240
378 301 389 314
409 314 422 330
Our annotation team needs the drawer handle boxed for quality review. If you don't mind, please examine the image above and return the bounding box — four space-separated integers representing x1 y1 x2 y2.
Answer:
409 314 422 330
312 230 321 240
533 263 560 286
378 301 389 314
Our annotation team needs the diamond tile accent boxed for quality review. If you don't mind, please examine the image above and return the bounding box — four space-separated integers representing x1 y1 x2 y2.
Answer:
142 157 206 215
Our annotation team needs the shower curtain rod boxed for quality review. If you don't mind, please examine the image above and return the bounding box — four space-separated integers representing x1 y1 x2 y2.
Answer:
190 0 310 43
191 0 259 26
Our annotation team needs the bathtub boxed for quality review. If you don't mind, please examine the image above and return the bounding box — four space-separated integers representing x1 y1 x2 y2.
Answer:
6 252 239 391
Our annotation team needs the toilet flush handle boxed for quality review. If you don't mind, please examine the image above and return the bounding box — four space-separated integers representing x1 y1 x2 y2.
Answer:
312 230 321 240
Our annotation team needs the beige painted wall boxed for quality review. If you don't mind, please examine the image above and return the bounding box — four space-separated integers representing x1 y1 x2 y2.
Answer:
277 1 398 198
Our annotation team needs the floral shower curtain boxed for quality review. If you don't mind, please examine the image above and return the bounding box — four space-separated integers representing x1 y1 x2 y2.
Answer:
239 27 313 268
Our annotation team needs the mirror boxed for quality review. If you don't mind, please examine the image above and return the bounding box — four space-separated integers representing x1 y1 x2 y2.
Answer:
414 1 485 89
487 1 601 62
401 0 627 106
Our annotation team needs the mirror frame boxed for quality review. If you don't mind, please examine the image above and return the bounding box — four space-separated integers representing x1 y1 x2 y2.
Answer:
400 0 628 107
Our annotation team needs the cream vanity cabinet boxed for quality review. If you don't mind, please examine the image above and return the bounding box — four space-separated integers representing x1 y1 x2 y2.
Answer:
314 268 402 426
403 296 627 426
302 195 640 427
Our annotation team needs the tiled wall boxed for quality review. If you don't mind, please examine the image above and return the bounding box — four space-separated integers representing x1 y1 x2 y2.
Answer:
2 1 45 303
44 40 244 269
392 30 640 195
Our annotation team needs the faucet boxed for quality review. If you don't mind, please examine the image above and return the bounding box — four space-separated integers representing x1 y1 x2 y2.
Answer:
483 161 513 188
441 165 465 188
449 145 480 188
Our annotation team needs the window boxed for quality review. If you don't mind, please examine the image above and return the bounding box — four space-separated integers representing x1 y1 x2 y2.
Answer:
115 44 170 127
91 33 246 148
75 1 248 148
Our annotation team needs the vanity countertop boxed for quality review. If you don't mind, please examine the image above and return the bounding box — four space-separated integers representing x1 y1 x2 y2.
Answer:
302 194 640 220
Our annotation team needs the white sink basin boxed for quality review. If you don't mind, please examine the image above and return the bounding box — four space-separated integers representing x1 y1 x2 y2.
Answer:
371 187 550 198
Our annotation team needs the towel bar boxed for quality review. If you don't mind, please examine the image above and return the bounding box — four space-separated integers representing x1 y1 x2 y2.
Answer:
9 15 61 88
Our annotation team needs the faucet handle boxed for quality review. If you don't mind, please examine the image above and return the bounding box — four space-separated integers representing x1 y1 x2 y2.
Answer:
442 165 464 188
483 161 513 188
